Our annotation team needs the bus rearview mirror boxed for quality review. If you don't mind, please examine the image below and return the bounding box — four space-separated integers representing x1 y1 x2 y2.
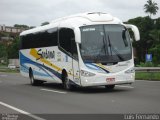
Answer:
125 24 140 41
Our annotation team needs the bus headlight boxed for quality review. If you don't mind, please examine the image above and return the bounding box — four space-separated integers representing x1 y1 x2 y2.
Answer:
81 70 95 77
125 67 135 73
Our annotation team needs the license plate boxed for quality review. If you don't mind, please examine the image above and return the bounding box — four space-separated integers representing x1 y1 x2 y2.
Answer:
106 78 115 82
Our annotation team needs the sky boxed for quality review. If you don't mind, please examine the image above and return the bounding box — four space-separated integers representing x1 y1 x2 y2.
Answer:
0 0 160 26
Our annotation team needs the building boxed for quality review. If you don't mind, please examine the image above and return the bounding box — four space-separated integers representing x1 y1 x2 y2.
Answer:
0 24 26 34
0 24 27 44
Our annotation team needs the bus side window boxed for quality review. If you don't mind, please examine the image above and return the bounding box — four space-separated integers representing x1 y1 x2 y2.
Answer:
20 28 58 49
71 38 78 59
59 28 78 58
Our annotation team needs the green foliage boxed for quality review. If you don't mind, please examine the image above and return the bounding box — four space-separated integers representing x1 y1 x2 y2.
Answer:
127 17 154 62
149 44 160 65
7 36 20 59
14 24 29 29
0 32 9 37
41 22 49 26
155 18 160 29
137 62 154 67
136 72 160 80
127 16 160 66
29 26 36 29
0 43 8 64
149 29 160 43
0 43 7 58
144 0 159 18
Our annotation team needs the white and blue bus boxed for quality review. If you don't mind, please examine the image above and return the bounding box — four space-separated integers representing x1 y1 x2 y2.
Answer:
19 12 140 90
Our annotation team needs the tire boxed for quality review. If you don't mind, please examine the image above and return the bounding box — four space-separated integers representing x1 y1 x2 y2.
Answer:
29 69 43 86
62 73 72 90
105 85 115 90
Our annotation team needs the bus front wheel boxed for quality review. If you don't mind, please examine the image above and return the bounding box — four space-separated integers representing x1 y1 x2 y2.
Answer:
62 72 72 90
29 69 42 86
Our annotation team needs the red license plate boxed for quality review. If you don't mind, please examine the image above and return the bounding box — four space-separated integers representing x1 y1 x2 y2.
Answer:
106 78 115 82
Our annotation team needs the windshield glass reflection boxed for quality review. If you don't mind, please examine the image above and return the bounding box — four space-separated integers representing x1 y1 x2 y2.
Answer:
80 24 132 63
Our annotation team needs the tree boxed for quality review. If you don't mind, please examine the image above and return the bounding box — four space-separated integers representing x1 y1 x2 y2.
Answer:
144 0 159 18
0 43 8 64
41 22 49 26
0 43 7 58
127 16 160 66
7 36 20 59
149 44 160 65
29 26 36 29
14 24 29 29
127 16 154 62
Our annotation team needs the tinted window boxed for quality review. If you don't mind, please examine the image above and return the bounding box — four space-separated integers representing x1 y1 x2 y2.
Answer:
72 40 78 59
59 28 75 54
20 28 58 49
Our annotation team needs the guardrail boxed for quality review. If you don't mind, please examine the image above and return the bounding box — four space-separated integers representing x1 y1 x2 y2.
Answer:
135 67 160 72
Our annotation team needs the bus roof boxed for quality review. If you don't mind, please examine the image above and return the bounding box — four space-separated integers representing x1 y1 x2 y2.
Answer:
20 12 123 36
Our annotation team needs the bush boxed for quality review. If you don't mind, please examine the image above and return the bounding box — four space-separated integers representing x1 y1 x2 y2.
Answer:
137 62 155 67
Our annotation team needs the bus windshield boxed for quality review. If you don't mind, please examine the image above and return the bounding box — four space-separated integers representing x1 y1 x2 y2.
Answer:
80 24 132 63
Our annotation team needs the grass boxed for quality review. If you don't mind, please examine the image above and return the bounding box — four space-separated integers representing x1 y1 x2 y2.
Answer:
0 68 19 73
0 64 19 73
135 72 160 81
0 64 7 67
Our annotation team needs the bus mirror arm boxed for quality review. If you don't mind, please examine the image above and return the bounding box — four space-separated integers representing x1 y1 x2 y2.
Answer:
124 24 140 41
74 28 81 43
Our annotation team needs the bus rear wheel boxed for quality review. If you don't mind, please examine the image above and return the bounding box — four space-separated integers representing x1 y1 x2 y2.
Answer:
105 85 115 90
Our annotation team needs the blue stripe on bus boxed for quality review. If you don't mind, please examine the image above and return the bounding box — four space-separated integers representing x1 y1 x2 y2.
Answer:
85 63 110 73
20 52 61 79
20 52 80 86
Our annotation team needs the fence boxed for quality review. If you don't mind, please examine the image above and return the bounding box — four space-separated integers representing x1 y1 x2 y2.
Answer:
135 67 160 72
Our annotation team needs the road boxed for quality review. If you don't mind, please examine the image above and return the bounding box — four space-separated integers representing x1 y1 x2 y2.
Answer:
0 72 160 120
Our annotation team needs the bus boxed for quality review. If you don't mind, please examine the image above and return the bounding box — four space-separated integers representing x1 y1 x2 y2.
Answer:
19 12 140 90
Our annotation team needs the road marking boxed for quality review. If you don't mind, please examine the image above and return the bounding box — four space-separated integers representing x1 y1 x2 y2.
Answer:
116 85 134 89
0 101 46 120
41 88 67 94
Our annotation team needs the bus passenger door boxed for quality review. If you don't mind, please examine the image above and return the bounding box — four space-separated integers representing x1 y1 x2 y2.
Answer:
59 27 79 85
71 39 80 86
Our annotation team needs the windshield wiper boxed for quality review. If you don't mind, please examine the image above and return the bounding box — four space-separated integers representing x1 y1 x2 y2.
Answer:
107 35 125 61
102 35 107 55
95 36 107 62
122 29 129 47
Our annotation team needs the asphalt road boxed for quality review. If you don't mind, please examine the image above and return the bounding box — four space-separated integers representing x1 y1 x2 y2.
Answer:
0 72 160 120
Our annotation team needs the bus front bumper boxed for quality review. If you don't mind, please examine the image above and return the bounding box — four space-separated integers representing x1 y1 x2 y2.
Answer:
80 73 135 87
